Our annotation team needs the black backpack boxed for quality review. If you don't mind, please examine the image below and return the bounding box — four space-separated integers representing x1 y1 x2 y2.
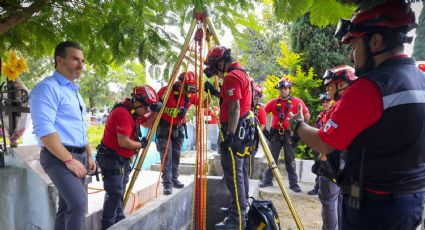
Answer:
246 197 282 230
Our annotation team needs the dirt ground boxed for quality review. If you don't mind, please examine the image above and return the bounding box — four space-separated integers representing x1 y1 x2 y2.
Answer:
258 171 323 230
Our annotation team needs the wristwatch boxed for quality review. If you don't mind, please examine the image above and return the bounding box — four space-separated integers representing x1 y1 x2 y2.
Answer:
291 119 305 135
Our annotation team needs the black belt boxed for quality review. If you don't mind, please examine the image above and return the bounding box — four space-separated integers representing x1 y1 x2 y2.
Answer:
43 145 86 154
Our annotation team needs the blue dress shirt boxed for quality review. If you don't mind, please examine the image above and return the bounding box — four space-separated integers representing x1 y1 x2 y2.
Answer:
30 71 88 147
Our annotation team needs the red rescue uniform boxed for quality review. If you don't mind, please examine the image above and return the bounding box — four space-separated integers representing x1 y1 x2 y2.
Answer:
219 63 252 123
158 86 198 125
265 96 309 129
256 106 267 126
318 78 382 151
102 99 147 158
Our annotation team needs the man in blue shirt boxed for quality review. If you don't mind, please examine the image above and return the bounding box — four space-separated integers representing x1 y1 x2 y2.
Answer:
30 41 96 230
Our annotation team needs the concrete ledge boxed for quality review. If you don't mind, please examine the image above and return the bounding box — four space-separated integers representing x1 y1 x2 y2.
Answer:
0 167 28 230
109 179 194 230
110 176 260 230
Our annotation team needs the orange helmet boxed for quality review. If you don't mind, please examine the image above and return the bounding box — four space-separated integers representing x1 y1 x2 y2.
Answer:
275 77 292 89
132 85 159 106
335 1 416 44
323 65 357 86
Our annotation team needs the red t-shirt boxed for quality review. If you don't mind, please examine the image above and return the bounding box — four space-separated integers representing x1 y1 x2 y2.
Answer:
314 110 329 129
318 78 383 150
256 106 267 126
205 108 218 124
265 96 309 129
219 64 252 123
158 85 198 125
102 99 147 158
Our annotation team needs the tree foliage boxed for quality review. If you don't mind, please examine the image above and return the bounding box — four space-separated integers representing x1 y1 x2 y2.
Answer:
263 42 321 114
413 5 425 60
233 4 287 82
289 14 351 90
271 0 355 27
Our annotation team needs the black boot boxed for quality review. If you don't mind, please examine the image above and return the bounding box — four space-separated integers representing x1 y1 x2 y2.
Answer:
307 188 319 195
172 179 184 189
289 184 302 193
163 186 172 195
259 180 273 188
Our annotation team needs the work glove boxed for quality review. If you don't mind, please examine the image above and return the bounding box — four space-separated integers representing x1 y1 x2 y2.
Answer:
139 137 148 148
204 81 220 97
149 102 162 113
220 133 234 151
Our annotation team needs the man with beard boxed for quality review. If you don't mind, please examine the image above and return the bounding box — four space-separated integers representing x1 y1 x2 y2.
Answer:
289 1 425 228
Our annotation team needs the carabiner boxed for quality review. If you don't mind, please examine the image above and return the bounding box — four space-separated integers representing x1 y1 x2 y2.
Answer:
238 127 245 139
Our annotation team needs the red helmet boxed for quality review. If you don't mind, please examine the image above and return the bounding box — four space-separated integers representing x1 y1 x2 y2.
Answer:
132 85 159 106
275 77 292 89
178 71 196 86
335 1 416 44
204 46 232 67
323 65 357 85
253 81 263 99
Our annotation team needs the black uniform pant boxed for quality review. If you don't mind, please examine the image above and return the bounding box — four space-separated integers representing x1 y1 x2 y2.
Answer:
97 154 131 230
156 121 184 188
263 137 299 187
219 141 250 223
39 149 87 230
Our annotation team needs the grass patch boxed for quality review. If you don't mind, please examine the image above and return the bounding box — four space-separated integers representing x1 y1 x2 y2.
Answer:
87 124 105 150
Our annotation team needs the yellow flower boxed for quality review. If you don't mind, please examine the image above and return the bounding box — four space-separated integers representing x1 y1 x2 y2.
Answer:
14 58 29 73
7 50 18 66
3 64 19 81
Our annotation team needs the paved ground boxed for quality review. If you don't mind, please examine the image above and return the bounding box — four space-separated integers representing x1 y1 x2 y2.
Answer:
259 167 323 230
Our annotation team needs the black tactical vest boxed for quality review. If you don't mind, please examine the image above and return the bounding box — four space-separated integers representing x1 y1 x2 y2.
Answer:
341 57 425 193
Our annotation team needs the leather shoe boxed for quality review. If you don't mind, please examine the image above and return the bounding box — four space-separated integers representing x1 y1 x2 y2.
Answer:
172 180 184 189
215 217 245 229
163 187 172 195
290 185 302 193
307 188 318 195
259 181 273 188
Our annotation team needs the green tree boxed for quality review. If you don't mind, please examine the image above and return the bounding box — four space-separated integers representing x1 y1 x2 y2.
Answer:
233 4 287 82
263 42 321 114
289 14 351 83
270 0 355 27
0 0 257 76
413 5 425 60
79 62 146 109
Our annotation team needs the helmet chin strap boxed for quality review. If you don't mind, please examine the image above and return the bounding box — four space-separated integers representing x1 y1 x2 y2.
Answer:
334 82 350 101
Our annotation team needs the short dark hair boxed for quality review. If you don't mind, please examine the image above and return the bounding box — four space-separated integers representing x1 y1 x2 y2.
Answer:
54 41 83 68
378 27 411 53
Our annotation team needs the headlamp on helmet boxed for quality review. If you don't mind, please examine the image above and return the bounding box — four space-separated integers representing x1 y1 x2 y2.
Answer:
335 1 416 44
204 46 232 78
323 65 357 86
275 77 292 89
131 85 161 112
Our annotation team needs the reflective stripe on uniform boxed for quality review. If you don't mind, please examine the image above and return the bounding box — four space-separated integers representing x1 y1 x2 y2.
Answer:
164 107 179 118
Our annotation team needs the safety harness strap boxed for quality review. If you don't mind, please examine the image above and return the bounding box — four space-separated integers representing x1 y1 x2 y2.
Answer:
276 96 293 131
